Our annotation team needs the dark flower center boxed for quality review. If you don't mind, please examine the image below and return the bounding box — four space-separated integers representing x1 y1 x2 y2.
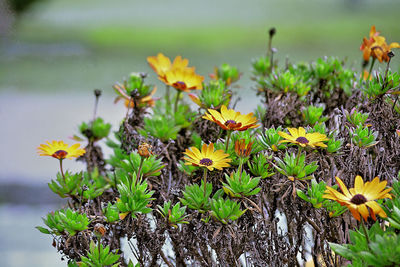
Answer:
225 120 236 126
350 194 368 205
199 158 213 166
295 136 309 144
52 150 68 159
174 81 187 90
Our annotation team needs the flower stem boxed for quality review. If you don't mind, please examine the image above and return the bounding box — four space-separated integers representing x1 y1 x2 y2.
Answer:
392 95 399 112
97 236 102 261
367 58 376 81
59 159 65 180
203 168 208 198
296 147 303 166
174 90 182 113
136 157 144 186
93 90 101 123
225 130 232 151
382 54 393 92
238 158 244 178
165 85 171 111
360 218 370 246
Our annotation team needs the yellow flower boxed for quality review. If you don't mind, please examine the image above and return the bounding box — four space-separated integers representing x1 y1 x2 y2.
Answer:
360 25 400 62
37 140 85 160
183 143 231 171
323 176 392 221
164 68 204 91
147 53 194 83
278 127 329 148
203 105 260 131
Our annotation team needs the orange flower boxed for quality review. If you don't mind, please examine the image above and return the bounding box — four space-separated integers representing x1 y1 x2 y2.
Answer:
147 53 194 83
360 25 400 62
203 105 260 131
323 175 392 221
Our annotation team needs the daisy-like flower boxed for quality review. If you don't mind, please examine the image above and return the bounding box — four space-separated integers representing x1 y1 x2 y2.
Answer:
278 127 329 148
360 25 400 63
37 140 85 160
147 53 194 83
203 105 260 131
183 143 231 171
164 68 204 92
323 175 392 221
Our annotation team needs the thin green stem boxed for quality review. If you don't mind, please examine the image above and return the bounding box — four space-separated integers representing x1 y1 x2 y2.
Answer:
360 219 370 246
165 85 171 111
367 58 376 82
225 130 232 151
392 95 399 112
238 158 244 178
59 159 65 180
267 37 272 59
136 157 144 186
382 55 393 92
174 90 182 113
203 168 208 198
270 49 274 72
97 236 101 260
93 91 101 123
296 146 303 166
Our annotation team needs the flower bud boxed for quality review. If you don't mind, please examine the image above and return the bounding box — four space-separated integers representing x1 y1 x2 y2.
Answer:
94 223 106 238
269 27 276 38
138 143 153 158
234 139 253 158
94 89 102 97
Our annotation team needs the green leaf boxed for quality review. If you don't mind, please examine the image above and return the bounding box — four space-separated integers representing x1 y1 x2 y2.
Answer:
36 226 51 234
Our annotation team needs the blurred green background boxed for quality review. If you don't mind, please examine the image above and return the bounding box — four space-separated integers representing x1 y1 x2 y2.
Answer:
2 0 400 94
0 0 399 266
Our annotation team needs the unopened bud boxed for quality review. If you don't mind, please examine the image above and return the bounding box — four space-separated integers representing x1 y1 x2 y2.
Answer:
139 72 148 79
138 143 153 158
269 27 276 38
94 89 102 97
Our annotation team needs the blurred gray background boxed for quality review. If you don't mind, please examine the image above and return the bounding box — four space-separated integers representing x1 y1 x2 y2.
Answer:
0 0 399 266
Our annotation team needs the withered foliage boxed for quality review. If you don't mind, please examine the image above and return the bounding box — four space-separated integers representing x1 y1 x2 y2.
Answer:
48 62 399 267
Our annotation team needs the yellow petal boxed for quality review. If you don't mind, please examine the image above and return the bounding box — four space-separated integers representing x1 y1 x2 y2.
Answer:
335 177 352 199
354 175 364 194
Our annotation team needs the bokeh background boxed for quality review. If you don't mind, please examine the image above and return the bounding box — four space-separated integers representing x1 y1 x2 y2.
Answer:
0 0 399 266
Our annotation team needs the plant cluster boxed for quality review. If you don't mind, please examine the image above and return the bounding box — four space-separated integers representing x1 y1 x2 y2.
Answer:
37 26 400 266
